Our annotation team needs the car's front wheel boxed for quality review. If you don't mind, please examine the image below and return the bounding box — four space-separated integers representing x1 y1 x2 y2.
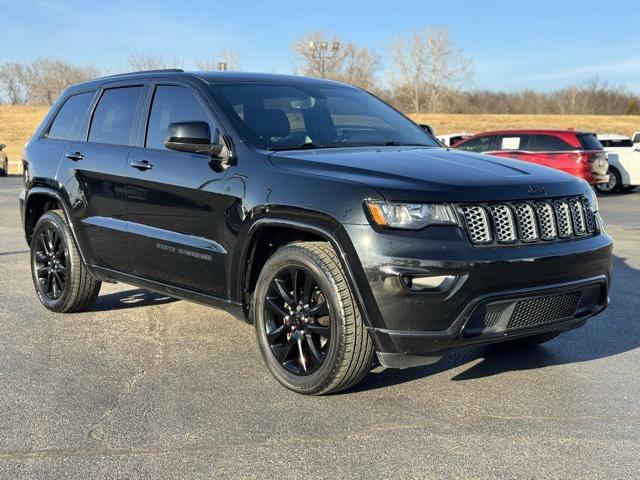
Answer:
30 210 101 312
253 242 374 395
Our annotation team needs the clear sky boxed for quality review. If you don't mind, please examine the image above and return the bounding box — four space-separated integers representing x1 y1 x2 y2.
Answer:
2 0 639 92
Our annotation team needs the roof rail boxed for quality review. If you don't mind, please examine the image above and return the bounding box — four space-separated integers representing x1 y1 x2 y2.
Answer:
96 68 185 80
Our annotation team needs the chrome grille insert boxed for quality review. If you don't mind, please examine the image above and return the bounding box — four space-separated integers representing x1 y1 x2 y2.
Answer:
568 198 586 235
513 203 539 242
534 202 557 240
553 200 573 238
460 206 492 244
489 205 517 243
459 196 595 246
581 197 596 233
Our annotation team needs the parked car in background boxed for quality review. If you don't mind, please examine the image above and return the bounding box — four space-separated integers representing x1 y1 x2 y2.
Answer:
437 132 473 147
454 129 609 185
0 144 8 176
595 134 639 193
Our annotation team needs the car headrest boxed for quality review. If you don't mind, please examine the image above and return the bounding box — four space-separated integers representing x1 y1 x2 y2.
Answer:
255 109 290 138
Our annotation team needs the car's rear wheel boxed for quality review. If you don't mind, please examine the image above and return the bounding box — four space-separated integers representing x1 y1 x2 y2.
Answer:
253 241 374 395
0 160 7 177
30 210 101 313
595 168 620 193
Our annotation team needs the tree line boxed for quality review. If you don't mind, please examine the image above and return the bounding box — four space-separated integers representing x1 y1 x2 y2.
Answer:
1 30 639 115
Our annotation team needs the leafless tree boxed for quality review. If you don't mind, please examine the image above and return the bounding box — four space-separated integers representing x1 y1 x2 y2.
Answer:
127 49 182 71
0 58 97 105
195 48 242 71
388 27 473 113
0 62 37 104
292 32 379 89
30 59 99 105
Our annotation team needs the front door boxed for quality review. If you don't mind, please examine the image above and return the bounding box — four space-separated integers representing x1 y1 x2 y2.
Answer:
126 84 238 298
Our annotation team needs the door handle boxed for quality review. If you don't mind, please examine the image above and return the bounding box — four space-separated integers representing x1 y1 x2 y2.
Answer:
65 151 84 161
130 160 153 171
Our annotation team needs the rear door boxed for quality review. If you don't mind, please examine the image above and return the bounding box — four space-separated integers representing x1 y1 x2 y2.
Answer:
126 82 237 297
61 82 146 271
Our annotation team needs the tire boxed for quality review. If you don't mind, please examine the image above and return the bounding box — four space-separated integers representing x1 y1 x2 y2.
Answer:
253 241 374 395
502 332 560 348
595 168 620 193
0 161 7 177
30 210 101 313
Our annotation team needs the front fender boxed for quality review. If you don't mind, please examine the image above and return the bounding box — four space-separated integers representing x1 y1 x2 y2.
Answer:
231 209 385 333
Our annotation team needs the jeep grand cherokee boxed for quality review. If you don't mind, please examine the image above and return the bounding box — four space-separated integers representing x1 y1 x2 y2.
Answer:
20 70 612 394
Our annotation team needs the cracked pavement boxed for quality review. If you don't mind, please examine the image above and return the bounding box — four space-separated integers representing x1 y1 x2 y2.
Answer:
1 176 639 479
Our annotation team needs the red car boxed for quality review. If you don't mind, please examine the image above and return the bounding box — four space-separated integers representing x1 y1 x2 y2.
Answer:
453 129 609 185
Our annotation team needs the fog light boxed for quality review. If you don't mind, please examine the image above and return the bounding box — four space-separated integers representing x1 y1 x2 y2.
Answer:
404 275 455 292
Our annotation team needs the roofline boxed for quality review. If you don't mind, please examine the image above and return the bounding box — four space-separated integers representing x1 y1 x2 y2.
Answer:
94 68 184 81
472 129 594 136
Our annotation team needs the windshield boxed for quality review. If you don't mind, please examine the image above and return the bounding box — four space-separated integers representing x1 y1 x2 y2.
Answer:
210 83 439 151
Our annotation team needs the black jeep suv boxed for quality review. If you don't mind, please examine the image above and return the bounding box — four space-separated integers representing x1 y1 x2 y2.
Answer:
20 70 612 394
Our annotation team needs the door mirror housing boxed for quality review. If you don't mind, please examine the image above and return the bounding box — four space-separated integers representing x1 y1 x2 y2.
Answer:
419 124 435 136
164 121 224 157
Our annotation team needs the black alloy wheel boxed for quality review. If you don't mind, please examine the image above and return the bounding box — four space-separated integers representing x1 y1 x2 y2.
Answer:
33 227 67 300
253 242 375 395
30 210 101 313
264 266 331 376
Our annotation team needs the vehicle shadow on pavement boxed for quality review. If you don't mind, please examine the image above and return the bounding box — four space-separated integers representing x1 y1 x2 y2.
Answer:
90 288 178 312
352 254 639 392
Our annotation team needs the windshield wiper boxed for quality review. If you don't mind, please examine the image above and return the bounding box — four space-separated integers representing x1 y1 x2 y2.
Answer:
267 142 322 151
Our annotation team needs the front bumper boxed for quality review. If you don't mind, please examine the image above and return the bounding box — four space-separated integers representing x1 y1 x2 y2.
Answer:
343 222 613 366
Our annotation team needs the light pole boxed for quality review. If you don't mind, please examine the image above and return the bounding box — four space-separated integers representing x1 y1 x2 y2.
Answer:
307 40 340 78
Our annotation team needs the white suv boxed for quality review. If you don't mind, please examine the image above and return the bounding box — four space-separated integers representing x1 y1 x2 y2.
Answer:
595 134 640 193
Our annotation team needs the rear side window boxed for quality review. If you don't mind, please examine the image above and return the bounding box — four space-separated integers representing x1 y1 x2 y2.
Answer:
146 85 214 150
47 92 95 141
578 134 603 151
456 135 495 153
529 134 576 152
633 133 640 144
600 139 633 148
89 86 143 145
495 134 531 151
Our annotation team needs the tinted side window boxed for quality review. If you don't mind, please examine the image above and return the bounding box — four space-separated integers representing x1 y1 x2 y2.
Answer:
89 87 142 145
146 85 213 150
47 92 95 141
456 136 494 153
601 139 633 148
578 134 603 151
495 134 531 151
530 134 575 152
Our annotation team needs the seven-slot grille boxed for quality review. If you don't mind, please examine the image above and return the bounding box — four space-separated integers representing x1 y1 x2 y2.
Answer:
459 196 596 245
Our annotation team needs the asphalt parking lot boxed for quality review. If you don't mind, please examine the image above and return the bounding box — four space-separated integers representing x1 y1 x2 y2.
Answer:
0 176 639 479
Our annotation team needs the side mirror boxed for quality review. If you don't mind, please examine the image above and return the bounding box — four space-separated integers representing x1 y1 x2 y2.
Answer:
164 121 224 157
0 144 5 151
419 124 435 136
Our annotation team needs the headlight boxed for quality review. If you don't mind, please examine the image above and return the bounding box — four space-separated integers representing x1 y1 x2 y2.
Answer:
365 201 458 229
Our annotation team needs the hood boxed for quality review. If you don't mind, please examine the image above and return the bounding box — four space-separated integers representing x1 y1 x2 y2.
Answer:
269 146 587 202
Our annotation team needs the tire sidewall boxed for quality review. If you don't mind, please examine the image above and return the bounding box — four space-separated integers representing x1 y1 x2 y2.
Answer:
253 246 346 394
596 168 620 193
30 212 74 312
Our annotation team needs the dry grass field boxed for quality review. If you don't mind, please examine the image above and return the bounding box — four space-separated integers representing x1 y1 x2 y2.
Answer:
1 105 639 174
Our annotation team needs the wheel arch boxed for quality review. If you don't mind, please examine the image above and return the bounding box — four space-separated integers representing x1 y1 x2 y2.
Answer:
23 187 93 270
233 215 380 332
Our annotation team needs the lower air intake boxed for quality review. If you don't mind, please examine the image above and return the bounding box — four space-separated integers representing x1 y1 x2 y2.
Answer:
507 292 582 330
